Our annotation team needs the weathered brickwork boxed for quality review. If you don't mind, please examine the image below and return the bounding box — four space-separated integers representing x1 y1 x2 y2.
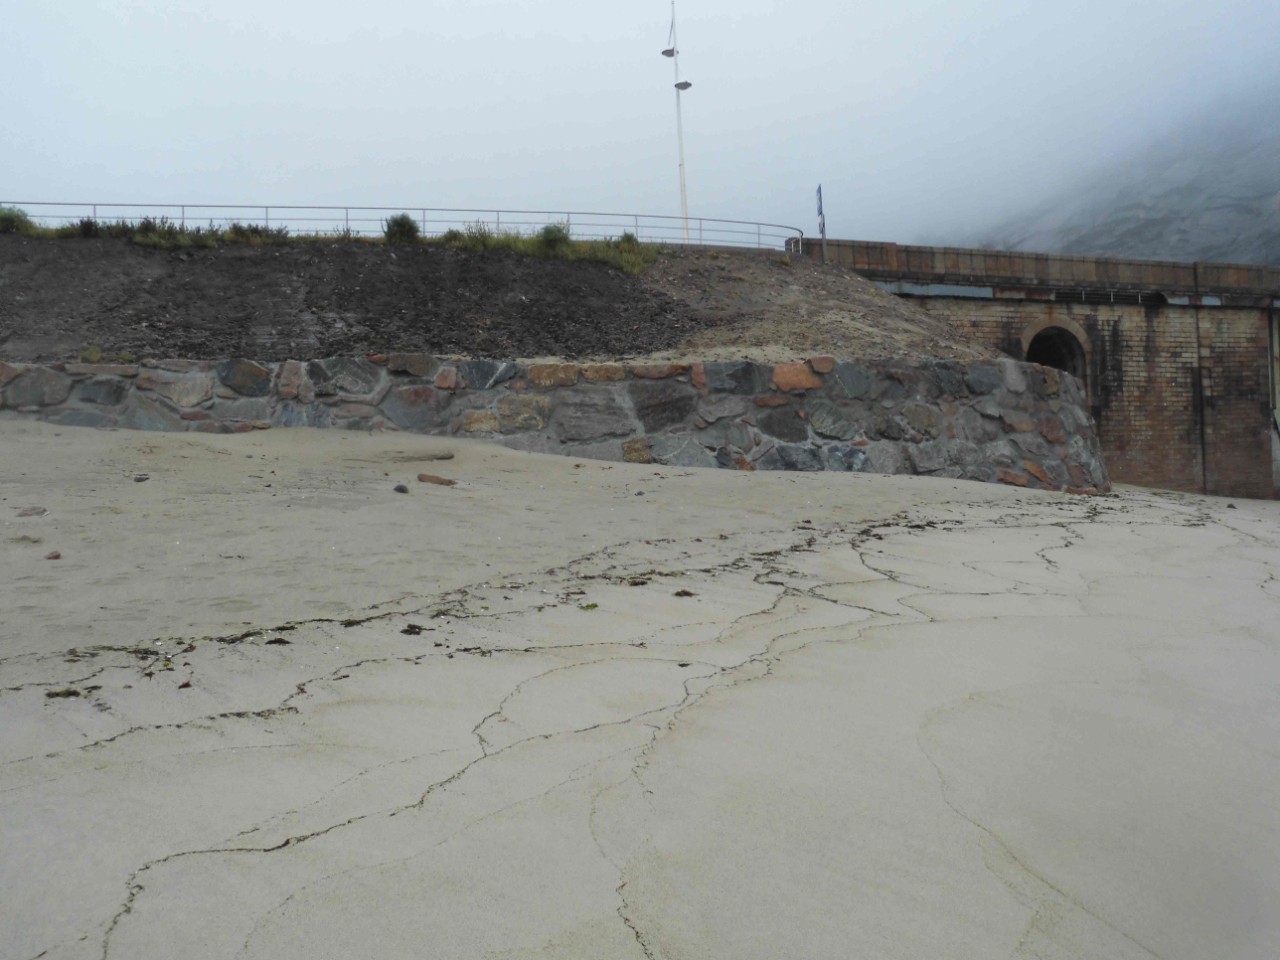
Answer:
908 298 1273 498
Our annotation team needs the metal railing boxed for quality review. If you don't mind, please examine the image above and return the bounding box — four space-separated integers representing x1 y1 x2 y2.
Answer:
1 201 803 251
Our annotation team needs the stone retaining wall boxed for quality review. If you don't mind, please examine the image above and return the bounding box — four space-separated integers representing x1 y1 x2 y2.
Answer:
0 354 1110 493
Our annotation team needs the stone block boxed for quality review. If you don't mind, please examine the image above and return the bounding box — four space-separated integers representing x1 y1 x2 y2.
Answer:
434 367 460 392
622 437 652 463
998 358 1027 393
696 395 751 424
825 444 870 472
1038 415 1067 445
756 442 825 472
907 440 948 473
864 441 906 475
273 402 333 428
75 376 130 406
1023 461 1054 487
527 363 580 388
458 359 518 390
119 395 185 431
648 434 717 468
902 402 942 439
772 362 822 392
702 361 770 394
808 355 837 374
64 363 138 378
5 368 73 407
381 383 450 431
306 357 387 402
965 364 1003 395
998 468 1031 487
274 360 312 402
806 398 862 441
757 407 808 443
582 363 626 383
387 353 441 377
628 380 696 433
690 363 707 388
1002 410 1035 433
462 411 501 433
497 394 552 433
52 408 117 429
552 387 634 442
628 363 688 380
0 362 24 387
217 358 273 397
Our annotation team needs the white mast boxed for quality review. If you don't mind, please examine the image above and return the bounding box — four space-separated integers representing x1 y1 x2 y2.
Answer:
662 1 692 242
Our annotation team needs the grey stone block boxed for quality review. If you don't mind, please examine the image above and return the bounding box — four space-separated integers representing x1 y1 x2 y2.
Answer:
965 364 1003 395
629 379 696 432
76 376 130 406
6 368 72 407
552 387 634 442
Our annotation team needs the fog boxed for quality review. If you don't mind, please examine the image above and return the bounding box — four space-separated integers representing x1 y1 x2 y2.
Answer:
4 0 1279 244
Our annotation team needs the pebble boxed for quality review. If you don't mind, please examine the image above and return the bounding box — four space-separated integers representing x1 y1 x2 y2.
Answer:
417 474 457 486
44 551 61 560
393 484 409 494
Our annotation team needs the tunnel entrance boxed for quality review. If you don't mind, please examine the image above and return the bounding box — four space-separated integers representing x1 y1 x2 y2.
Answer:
1025 326 1087 382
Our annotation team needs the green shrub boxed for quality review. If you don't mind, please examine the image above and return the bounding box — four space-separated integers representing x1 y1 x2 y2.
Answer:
77 217 100 238
383 213 420 244
0 206 34 234
440 228 465 246
537 223 571 253
618 230 640 248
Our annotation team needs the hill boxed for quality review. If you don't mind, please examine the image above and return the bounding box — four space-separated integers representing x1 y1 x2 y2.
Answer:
978 96 1280 264
0 235 993 363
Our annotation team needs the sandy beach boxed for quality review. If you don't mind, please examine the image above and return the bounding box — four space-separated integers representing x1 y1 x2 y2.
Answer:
2 420 1278 959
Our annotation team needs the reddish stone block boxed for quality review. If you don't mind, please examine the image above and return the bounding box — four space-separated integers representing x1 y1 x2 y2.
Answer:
366 353 388 365
754 395 789 407
773 362 822 392
808 355 837 374
0 362 23 386
629 363 689 380
1023 461 1055 486
998 468 1031 487
690 362 707 389
434 367 460 391
1002 411 1035 433
1068 463 1088 487
1038 415 1067 445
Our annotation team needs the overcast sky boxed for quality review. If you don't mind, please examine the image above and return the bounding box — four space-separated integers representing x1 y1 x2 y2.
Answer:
4 0 1279 243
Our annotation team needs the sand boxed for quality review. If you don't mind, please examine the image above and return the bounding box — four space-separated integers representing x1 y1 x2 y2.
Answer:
2 421 1278 959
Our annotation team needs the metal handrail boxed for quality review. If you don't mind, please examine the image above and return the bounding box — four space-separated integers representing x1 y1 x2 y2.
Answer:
1 201 803 251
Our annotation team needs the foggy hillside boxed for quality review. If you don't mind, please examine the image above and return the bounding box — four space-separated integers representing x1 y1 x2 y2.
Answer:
976 95 1280 265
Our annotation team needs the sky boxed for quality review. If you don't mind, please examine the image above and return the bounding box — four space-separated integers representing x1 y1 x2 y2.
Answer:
4 0 1280 244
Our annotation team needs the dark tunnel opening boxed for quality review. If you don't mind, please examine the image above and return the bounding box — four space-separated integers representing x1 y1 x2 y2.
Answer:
1026 327 1087 383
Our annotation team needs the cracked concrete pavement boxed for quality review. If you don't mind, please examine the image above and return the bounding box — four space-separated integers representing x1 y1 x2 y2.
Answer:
2 420 1278 959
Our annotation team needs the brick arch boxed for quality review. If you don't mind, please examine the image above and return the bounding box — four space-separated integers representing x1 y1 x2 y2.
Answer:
1018 315 1091 361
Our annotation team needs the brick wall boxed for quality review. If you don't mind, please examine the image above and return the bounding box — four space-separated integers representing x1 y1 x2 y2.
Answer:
907 297 1274 498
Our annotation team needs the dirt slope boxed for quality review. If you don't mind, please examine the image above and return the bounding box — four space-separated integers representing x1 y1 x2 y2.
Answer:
0 236 994 362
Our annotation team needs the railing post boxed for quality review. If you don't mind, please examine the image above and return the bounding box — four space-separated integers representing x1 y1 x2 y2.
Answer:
181 205 185 228
566 212 571 238
496 210 501 234
265 207 269 227
344 208 349 234
421 209 426 237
